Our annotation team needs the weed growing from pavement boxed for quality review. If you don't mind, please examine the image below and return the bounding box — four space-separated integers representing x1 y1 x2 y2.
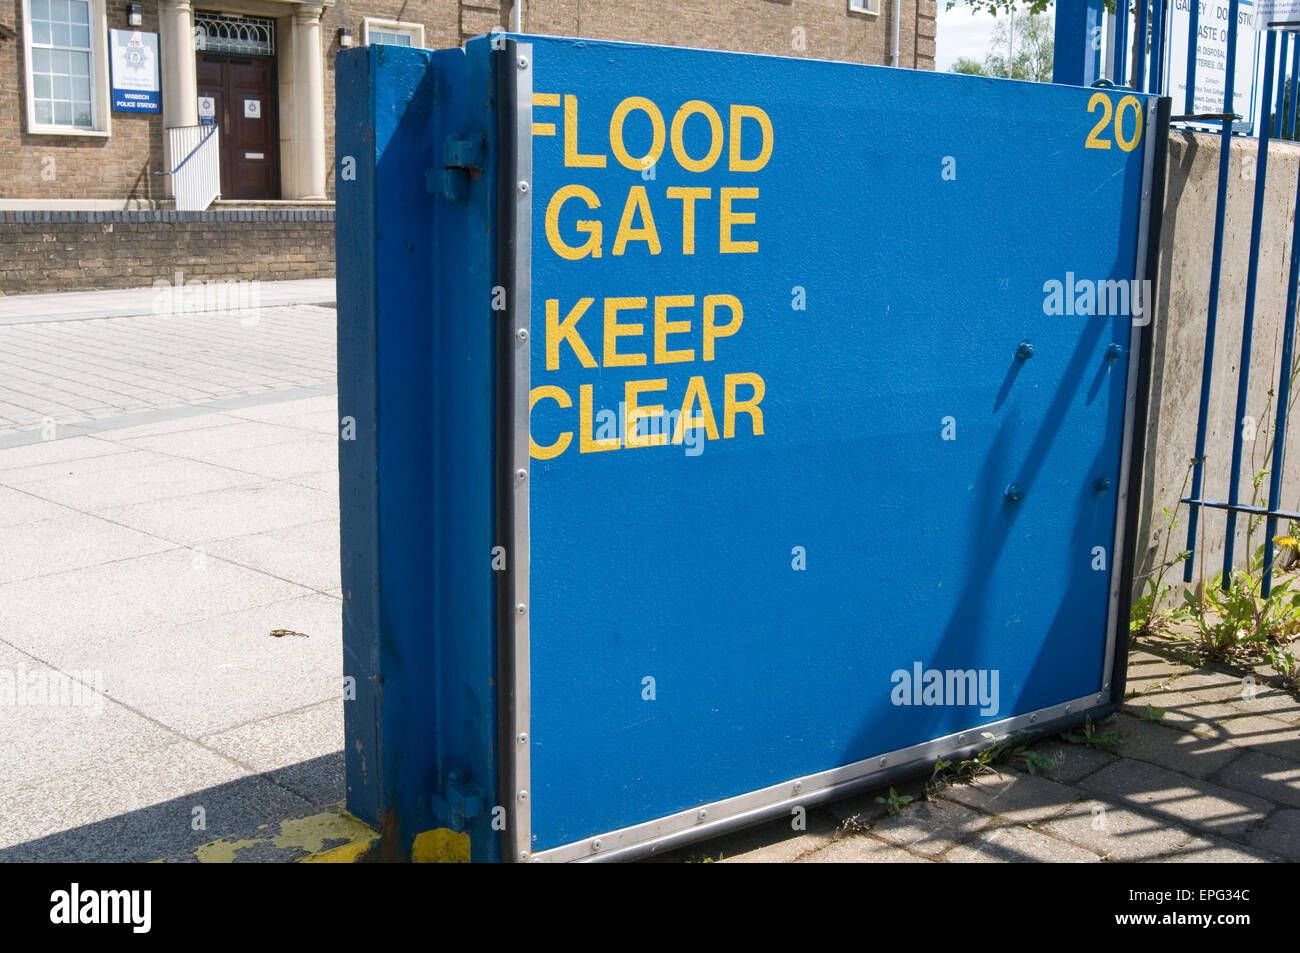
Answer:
1060 715 1127 752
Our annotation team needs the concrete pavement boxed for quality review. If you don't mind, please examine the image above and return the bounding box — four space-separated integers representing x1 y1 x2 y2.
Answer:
1 279 1298 862
0 281 342 861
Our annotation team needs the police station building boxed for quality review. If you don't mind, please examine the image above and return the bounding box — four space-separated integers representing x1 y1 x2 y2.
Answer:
0 0 934 290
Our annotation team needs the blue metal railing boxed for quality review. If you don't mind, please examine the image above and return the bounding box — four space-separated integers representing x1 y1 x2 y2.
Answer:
1056 4 1300 595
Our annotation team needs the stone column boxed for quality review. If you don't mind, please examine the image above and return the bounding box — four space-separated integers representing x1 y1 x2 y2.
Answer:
285 5 327 199
159 0 198 129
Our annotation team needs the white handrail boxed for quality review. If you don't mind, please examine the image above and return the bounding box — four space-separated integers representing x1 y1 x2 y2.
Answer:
165 124 221 211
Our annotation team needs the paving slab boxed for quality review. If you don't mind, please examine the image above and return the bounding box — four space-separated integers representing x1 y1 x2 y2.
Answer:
942 823 1101 863
0 511 175 585
1209 749 1300 810
796 835 933 863
867 797 989 856
1078 759 1272 838
936 769 1082 825
1027 738 1119 783
1039 800 1196 861
1242 807 1300 860
1110 711 1242 779
205 519 341 593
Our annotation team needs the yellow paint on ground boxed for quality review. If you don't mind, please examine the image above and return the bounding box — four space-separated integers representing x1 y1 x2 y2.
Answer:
164 802 380 863
411 828 471 863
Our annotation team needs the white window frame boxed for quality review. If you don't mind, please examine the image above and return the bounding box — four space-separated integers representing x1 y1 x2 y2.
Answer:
848 0 880 15
22 0 112 136
361 17 425 48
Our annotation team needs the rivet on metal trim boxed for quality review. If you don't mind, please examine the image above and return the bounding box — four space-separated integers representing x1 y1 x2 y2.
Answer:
515 468 527 483
517 732 528 744
517 790 528 801
515 603 527 616
591 839 602 851
517 55 529 69
515 328 528 342
517 180 529 194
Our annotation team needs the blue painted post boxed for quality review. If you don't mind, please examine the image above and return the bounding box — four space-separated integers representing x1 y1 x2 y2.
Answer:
1117 0 1132 85
1290 38 1300 138
1223 30 1277 585
1136 0 1151 91
1275 33 1288 136
1184 0 1243 580
1054 0 1106 85
1150 0 1166 93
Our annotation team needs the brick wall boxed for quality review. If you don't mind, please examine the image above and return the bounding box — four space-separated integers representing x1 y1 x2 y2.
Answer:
0 0 166 203
0 209 335 293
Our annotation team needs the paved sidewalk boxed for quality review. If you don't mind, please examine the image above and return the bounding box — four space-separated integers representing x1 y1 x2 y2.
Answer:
0 281 343 861
662 642 1300 863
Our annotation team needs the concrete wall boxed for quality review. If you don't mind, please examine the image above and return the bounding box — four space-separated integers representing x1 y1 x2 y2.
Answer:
1136 130 1300 596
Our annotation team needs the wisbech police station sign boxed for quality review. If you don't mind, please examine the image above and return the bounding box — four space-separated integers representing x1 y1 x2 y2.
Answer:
109 30 161 113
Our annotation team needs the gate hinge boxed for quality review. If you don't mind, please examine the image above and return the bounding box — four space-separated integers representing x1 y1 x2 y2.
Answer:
430 768 488 832
432 136 486 203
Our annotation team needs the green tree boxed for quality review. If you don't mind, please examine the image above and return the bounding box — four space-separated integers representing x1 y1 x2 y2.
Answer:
949 11 1054 82
951 56 991 75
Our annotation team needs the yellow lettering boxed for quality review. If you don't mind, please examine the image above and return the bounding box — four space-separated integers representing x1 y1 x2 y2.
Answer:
564 96 606 168
653 295 695 364
625 378 669 448
580 384 620 453
702 294 743 361
724 372 766 438
609 96 666 171
545 185 603 260
674 375 720 442
720 187 758 254
545 298 598 371
729 105 774 172
612 186 661 256
666 186 709 255
670 100 724 172
532 92 559 137
603 297 648 367
529 385 572 459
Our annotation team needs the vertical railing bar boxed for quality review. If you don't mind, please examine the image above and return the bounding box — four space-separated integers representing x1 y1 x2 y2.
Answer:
1150 0 1166 93
1275 33 1289 137
1183 0 1243 582
1289 36 1300 138
1117 0 1132 85
1136 0 1150 90
1224 29 1277 588
1263 109 1300 598
1186 0 1200 113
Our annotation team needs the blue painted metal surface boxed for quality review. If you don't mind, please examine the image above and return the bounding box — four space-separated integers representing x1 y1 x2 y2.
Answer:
1054 0 1106 86
336 43 502 861
339 34 1161 861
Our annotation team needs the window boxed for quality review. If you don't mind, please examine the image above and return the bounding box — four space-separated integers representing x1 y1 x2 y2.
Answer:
848 0 880 14
23 0 109 134
362 18 424 48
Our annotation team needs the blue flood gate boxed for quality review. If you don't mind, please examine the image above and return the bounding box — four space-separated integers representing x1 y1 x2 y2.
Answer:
336 34 1170 862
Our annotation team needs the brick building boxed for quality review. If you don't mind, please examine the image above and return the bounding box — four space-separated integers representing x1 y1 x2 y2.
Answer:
0 0 935 291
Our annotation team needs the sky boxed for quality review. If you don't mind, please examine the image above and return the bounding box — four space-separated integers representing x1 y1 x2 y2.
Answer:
936 1 1004 72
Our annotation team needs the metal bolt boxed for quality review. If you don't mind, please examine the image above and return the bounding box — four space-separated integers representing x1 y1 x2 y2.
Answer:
1005 483 1024 503
1016 341 1035 361
1097 694 1105 703
517 732 528 745
515 468 527 483
957 734 965 744
1095 476 1112 494
517 790 528 801
517 180 529 194
517 55 529 69
1030 714 1038 723
516 603 527 616
515 328 528 342
1105 342 1123 364
1066 705 1073 713
697 809 708 821
1104 682 1111 691
880 757 887 767
520 851 529 861
793 781 803 793
591 839 602 851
